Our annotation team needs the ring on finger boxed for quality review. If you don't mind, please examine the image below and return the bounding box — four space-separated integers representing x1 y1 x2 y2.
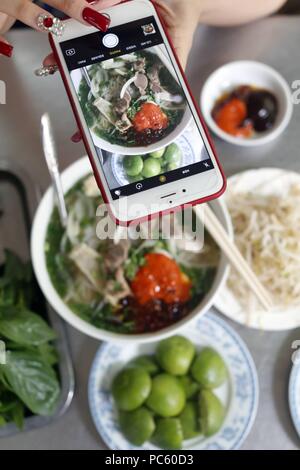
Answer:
36 14 65 36
34 64 59 77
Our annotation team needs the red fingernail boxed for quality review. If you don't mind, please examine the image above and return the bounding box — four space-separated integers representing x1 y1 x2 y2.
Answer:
82 7 110 32
0 41 13 58
71 131 82 143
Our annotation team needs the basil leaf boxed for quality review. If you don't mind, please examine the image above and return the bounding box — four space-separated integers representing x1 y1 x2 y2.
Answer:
0 351 60 416
0 387 24 429
3 250 32 284
0 415 7 427
0 251 34 307
0 308 57 346
37 343 59 366
11 401 24 430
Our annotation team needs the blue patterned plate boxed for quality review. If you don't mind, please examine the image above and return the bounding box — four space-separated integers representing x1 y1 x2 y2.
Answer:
289 362 300 438
88 310 259 450
111 127 208 187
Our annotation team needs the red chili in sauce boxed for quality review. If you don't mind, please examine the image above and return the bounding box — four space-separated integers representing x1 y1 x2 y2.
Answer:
130 253 191 306
133 103 169 133
213 97 253 138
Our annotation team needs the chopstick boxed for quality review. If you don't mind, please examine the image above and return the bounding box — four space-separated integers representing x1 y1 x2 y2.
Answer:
194 203 274 311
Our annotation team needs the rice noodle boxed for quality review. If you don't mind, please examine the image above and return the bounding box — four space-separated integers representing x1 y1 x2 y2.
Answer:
227 184 300 311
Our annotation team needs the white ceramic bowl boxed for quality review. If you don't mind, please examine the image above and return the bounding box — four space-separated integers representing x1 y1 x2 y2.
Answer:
31 157 232 343
71 47 192 155
200 61 293 147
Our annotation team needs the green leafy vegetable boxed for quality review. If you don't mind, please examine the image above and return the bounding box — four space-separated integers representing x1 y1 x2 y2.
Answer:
0 351 60 416
0 250 61 427
180 266 216 308
37 343 59 367
124 250 146 281
0 385 25 429
0 307 57 346
11 401 24 430
0 250 33 307
70 302 134 334
125 240 168 281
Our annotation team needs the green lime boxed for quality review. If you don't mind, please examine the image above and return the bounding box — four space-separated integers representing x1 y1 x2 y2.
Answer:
129 356 159 376
150 149 165 159
163 143 182 165
178 376 199 399
199 389 225 437
146 374 186 417
152 418 183 450
156 336 195 376
167 162 179 171
123 155 144 177
119 407 155 446
112 367 151 411
191 347 227 388
141 158 161 178
128 174 143 183
179 401 201 439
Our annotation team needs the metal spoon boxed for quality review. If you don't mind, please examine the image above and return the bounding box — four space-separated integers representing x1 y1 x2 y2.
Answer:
82 67 94 100
41 113 68 227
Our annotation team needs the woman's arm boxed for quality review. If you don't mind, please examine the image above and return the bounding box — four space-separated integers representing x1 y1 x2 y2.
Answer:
197 0 288 26
155 0 287 68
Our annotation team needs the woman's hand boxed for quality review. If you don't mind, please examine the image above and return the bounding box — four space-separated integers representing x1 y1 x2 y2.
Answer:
154 0 201 70
43 0 201 73
0 0 121 57
40 0 201 142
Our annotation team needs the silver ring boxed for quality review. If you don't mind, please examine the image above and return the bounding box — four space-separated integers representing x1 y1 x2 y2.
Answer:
34 65 59 77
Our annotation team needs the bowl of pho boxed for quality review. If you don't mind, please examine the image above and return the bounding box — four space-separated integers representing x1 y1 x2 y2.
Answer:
31 157 231 343
71 46 192 155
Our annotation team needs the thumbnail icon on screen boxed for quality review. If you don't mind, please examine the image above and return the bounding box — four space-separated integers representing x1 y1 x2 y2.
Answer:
142 23 156 35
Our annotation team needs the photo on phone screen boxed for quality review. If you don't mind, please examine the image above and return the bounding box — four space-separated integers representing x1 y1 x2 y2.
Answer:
59 15 214 201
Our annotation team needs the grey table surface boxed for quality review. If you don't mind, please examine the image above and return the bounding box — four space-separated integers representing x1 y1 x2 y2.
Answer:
0 14 300 450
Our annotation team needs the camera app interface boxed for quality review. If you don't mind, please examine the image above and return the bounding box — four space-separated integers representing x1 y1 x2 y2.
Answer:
60 16 214 200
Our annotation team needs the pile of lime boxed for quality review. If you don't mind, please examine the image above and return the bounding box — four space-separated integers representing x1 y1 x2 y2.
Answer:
111 336 228 449
122 143 182 183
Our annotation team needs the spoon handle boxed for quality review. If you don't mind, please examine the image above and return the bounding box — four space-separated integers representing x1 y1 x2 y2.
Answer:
41 113 68 227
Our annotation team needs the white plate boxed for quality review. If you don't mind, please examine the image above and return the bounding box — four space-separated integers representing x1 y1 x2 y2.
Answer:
88 310 258 450
289 362 300 439
110 129 206 187
215 168 300 331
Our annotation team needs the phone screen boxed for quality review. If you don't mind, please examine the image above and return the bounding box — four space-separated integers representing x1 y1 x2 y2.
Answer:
60 16 215 200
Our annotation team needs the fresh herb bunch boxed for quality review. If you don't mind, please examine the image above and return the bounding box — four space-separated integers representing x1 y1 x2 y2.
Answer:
0 250 61 430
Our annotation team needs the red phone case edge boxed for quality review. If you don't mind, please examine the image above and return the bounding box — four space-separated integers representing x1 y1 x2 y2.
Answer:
49 0 226 227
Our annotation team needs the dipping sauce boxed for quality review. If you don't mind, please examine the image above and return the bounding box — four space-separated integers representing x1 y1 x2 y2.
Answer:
212 85 278 139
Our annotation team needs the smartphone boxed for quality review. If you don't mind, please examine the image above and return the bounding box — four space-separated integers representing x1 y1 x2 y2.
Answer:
50 0 226 224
